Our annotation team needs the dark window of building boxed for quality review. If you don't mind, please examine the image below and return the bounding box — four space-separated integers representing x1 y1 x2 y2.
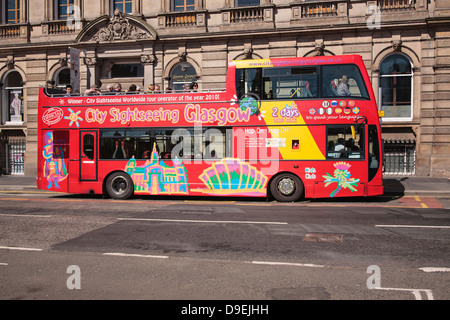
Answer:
7 0 20 24
172 0 195 11
57 0 74 20
170 62 198 92
54 67 70 88
110 64 144 78
235 0 260 6
2 71 23 124
379 54 413 120
114 0 132 13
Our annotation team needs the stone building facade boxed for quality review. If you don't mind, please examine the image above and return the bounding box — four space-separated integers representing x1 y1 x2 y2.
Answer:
0 0 449 177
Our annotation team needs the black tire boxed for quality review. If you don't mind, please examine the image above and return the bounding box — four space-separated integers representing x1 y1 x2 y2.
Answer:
105 172 134 200
270 173 304 202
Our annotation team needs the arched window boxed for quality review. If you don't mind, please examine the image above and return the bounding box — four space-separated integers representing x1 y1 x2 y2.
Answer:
379 54 413 121
2 70 23 124
170 62 198 92
54 67 70 88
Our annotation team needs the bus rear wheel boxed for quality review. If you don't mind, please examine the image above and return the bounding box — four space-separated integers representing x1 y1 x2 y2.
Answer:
270 173 304 202
105 172 134 200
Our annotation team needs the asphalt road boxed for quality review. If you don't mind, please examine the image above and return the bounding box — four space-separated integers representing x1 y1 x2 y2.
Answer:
0 191 449 307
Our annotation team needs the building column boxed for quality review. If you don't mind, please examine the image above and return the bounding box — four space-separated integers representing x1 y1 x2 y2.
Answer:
141 53 156 90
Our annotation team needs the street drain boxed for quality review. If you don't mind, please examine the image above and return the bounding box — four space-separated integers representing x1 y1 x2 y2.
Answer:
303 233 343 243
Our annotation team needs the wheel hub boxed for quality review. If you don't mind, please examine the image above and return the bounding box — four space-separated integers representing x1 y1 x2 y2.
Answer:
278 177 295 196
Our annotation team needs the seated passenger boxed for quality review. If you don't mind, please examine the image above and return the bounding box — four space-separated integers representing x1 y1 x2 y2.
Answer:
330 79 338 95
329 138 346 158
112 140 126 159
337 75 351 96
303 81 313 97
126 84 138 94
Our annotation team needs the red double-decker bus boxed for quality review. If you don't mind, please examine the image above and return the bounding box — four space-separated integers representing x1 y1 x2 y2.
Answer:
37 55 383 201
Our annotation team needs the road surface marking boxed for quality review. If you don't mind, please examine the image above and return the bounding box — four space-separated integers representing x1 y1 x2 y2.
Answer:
414 196 428 208
117 218 288 225
0 246 43 252
0 191 56 194
419 267 450 273
375 224 450 229
373 287 434 300
0 263 8 266
103 253 169 259
250 261 325 268
0 214 51 218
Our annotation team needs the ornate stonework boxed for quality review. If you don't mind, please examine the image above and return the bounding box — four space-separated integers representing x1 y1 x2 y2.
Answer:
314 43 325 56
5 59 15 70
392 40 402 52
89 10 153 42
141 54 156 64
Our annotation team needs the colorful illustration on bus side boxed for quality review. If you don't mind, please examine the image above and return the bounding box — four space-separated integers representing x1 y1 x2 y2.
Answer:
239 94 261 116
193 158 268 196
124 144 188 195
64 108 83 127
42 131 68 189
322 161 359 197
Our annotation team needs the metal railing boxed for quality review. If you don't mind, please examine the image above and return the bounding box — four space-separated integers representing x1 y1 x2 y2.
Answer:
0 25 21 38
383 142 416 175
2 136 26 175
165 13 197 27
230 7 264 23
379 0 416 11
302 2 338 17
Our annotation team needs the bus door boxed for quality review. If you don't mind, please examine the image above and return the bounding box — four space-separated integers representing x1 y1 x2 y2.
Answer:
80 130 98 181
318 124 366 198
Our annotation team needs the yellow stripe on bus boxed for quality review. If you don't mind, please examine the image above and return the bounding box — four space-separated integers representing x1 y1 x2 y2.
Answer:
261 101 325 160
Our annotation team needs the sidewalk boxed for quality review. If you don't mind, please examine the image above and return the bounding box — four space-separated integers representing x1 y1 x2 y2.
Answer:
1 174 449 197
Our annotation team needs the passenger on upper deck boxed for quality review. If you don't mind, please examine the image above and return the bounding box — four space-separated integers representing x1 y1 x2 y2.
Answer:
147 84 155 94
189 82 198 92
114 83 123 94
126 84 138 94
104 85 115 95
64 85 73 97
85 85 101 95
337 75 351 96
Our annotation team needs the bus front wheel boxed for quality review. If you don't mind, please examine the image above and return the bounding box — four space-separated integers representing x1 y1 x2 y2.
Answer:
105 172 134 200
270 173 304 202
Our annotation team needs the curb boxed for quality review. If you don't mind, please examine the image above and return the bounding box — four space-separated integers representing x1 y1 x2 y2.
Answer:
384 190 450 197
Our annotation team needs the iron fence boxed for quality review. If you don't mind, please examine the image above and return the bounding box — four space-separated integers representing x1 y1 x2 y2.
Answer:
0 136 26 175
383 141 416 175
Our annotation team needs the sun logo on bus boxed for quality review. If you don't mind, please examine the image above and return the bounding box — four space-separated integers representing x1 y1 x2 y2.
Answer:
64 108 83 127
322 161 359 197
230 95 238 106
